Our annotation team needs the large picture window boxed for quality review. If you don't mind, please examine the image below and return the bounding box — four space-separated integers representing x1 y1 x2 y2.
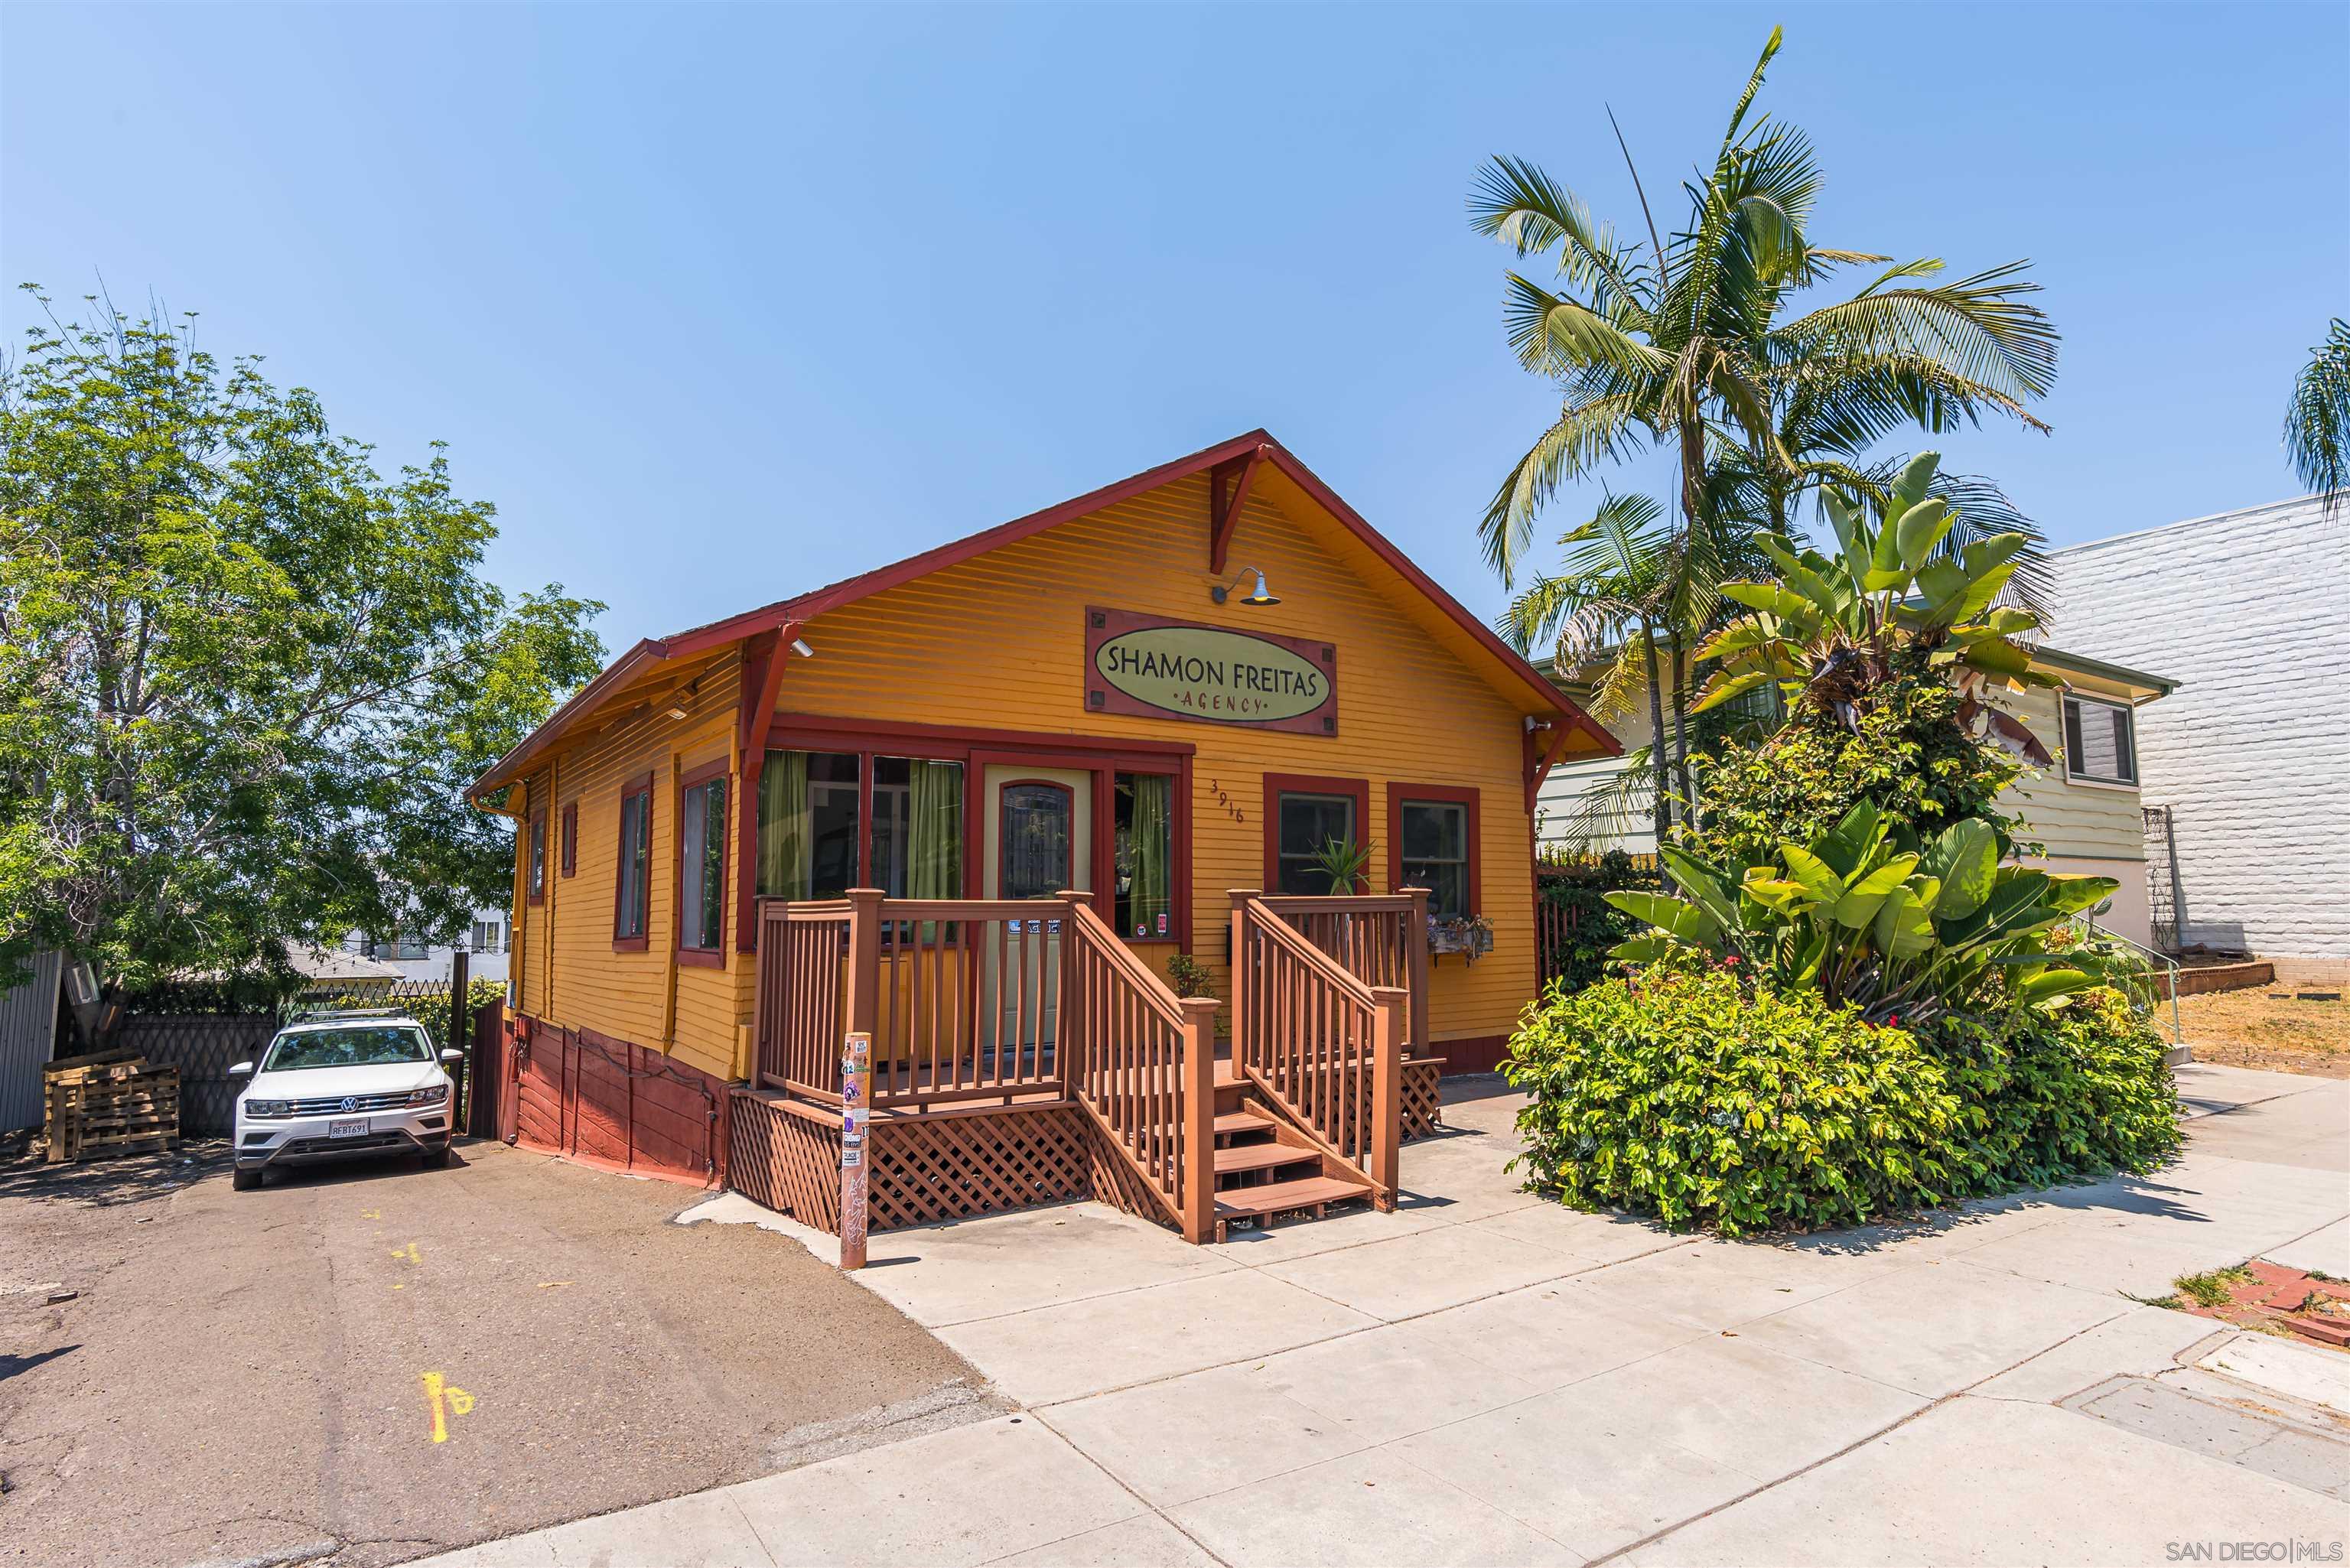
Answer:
2062 695 2138 786
613 773 653 948
1114 772 1174 939
759 749 964 900
677 763 728 962
1389 784 1480 921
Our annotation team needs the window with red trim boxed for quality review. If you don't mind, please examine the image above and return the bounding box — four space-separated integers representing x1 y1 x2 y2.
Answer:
560 802 578 877
527 808 548 905
1388 782 1480 920
676 760 729 964
613 773 653 950
1262 773 1369 893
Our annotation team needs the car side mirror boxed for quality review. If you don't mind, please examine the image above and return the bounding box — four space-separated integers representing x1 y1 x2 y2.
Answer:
228 1062 255 1078
439 1049 463 1064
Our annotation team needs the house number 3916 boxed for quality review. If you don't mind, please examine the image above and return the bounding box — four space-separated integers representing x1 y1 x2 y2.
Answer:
1207 779 1245 824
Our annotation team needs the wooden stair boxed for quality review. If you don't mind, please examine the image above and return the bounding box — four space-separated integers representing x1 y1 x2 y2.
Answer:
1207 1082 1374 1243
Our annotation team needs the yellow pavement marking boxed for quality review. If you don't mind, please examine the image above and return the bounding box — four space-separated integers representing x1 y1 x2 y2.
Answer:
420 1371 477 1443
391 1241 421 1265
361 1209 381 1219
537 1280 572 1289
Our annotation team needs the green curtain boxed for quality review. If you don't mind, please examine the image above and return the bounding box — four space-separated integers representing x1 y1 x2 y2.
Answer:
1128 773 1172 938
906 760 963 899
757 749 810 898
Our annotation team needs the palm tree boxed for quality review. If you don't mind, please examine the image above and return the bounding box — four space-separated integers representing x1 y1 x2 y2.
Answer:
1470 26 2062 817
2285 319 2350 517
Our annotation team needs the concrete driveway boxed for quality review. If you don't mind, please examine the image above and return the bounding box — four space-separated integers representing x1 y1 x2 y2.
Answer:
0 1137 992 1568
422 1062 2348 1567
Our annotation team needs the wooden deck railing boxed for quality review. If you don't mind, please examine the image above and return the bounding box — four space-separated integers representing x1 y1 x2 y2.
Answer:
1059 897 1216 1242
753 888 1215 1241
864 893 1071 1108
753 899 851 1101
1229 893 1404 1209
1254 890 1430 1055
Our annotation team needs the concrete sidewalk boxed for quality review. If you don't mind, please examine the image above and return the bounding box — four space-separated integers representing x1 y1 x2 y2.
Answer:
424 1064 2350 1567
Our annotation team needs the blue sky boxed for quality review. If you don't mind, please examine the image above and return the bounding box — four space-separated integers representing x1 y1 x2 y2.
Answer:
6 2 2343 657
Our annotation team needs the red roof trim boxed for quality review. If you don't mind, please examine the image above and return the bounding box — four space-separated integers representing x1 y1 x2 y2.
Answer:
470 429 1616 799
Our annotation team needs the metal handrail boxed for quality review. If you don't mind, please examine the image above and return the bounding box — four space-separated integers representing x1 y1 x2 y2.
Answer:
2073 910 2183 1046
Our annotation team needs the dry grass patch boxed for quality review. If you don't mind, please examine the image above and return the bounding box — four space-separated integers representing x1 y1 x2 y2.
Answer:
2176 987 2350 1078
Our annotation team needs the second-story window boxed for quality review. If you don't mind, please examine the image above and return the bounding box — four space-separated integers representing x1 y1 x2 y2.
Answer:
2062 695 2138 786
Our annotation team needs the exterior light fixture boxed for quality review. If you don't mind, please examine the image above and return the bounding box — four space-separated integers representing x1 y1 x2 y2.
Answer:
1210 567 1280 607
790 636 815 659
663 703 689 721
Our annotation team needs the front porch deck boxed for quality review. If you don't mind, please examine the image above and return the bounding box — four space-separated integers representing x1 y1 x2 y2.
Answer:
734 888 1445 1243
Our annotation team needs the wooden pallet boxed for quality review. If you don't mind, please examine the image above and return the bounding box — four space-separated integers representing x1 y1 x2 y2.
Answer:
44 1057 182 1163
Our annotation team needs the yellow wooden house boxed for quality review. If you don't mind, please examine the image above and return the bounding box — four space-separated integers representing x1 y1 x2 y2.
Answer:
468 431 1613 1242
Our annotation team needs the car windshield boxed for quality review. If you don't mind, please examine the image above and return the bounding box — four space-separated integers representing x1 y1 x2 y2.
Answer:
263 1025 432 1072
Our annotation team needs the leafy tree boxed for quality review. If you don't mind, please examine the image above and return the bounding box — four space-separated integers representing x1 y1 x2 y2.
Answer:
0 287 605 994
2284 317 2349 516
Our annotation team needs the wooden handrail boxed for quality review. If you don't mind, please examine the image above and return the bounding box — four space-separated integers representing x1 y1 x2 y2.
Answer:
1058 898 1204 1237
1229 894 1403 1210
1254 889 1429 1055
1250 901 1378 1002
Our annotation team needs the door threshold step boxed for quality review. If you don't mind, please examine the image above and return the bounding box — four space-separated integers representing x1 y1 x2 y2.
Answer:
1213 1111 1274 1137
1213 1141 1321 1177
1213 1174 1372 1222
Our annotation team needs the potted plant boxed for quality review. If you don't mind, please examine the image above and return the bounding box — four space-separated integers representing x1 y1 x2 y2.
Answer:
1307 837 1375 894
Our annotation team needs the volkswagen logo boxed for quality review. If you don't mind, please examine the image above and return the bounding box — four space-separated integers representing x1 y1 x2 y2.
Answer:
339 1098 357 1113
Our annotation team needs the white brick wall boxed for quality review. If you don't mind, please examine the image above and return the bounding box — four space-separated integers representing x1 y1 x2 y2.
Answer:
2049 496 2350 960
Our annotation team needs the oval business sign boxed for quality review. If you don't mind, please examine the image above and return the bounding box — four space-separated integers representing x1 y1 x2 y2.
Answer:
1085 609 1338 734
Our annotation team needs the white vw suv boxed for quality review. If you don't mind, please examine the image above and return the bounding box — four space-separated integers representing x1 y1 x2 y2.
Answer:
229 1011 463 1190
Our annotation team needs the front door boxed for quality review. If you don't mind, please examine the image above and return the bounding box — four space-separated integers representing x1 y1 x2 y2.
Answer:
981 766 1093 1056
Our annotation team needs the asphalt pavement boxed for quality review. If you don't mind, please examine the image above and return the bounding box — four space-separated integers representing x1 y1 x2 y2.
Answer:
0 1134 993 1568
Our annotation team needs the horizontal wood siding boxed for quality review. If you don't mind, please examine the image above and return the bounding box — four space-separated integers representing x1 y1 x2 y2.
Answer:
1997 685 2147 863
513 650 748 1084
768 470 1540 1047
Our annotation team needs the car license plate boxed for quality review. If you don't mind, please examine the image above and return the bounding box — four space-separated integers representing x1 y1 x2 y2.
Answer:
328 1117 368 1139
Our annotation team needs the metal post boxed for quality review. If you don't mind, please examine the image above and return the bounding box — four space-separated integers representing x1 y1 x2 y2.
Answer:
450 948 470 1132
838 1030 871 1270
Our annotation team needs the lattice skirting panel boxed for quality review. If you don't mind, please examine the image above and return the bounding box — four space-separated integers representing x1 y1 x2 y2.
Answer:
867 1105 1098 1231
1401 1059 1443 1143
727 1090 842 1230
729 1095 1166 1235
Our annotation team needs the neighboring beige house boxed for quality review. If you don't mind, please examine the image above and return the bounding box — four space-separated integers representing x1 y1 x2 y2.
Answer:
1535 645 2179 948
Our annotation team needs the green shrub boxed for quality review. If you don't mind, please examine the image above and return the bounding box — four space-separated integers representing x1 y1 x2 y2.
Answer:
1503 969 1962 1236
1688 659 2032 870
1932 987 2181 1192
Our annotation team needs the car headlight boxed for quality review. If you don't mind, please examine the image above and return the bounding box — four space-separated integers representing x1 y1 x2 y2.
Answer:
406 1083 450 1107
244 1100 292 1119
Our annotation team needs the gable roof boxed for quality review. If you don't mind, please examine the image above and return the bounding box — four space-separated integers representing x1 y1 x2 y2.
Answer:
470 430 1616 800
